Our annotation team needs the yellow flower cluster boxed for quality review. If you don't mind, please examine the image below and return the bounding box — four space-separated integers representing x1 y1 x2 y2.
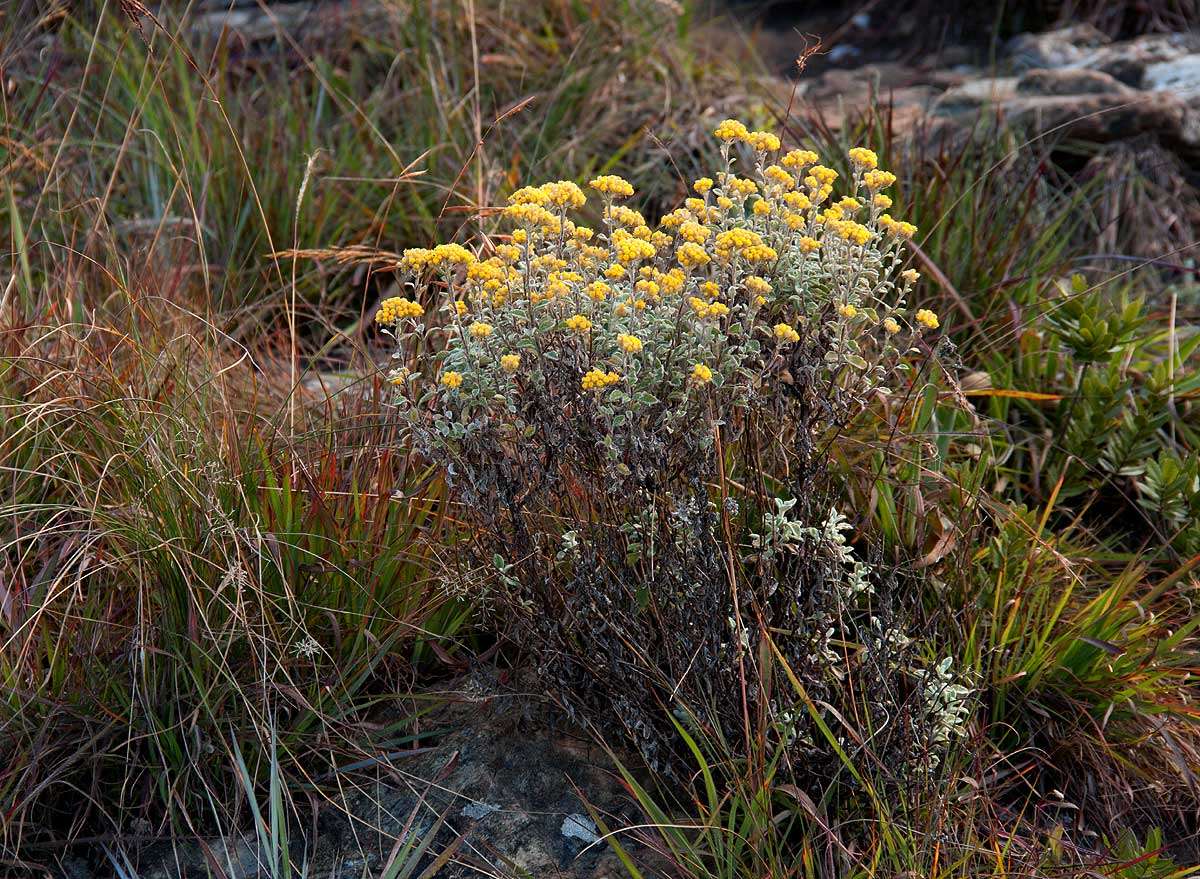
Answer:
588 175 635 198
833 220 872 246
401 243 477 272
676 242 711 268
607 205 647 228
714 119 750 142
504 201 556 227
541 180 587 209
745 276 772 295
678 221 711 244
613 230 657 264
565 314 592 333
713 119 781 153
773 323 800 343
582 368 621 390
689 296 730 319
586 280 610 301
725 177 759 198
375 296 423 324
617 333 644 353
879 215 918 239
781 149 818 170
714 228 776 264
863 169 897 190
848 147 878 169
381 117 940 411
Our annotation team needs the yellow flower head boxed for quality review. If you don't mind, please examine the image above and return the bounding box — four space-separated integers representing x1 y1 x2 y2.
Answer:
588 175 635 198
691 363 713 383
441 370 463 389
504 202 556 227
773 323 800 344
798 236 820 254
752 199 772 216
399 248 434 272
541 180 587 209
375 296 424 324
586 280 611 301
635 279 660 299
883 318 901 334
848 147 879 170
838 303 858 319
494 243 521 264
678 221 711 244
693 177 714 194
607 205 646 228
916 308 939 330
834 220 872 246
784 191 812 210
429 243 477 268
781 149 819 170
676 242 711 269
764 165 795 188
901 268 921 285
565 314 593 334
809 165 839 186
879 214 918 239
500 353 521 372
687 298 729 319
863 169 897 191
745 276 772 295
872 194 893 210
582 368 621 390
508 185 551 206
469 321 493 338
727 177 759 198
714 119 750 142
747 130 781 152
611 227 656 263
617 333 644 354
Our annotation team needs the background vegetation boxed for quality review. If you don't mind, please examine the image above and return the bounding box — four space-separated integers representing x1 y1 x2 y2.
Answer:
1 0 1197 876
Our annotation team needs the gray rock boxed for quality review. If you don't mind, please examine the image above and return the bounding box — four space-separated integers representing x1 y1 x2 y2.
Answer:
1145 56 1200 102
1005 24 1111 72
1016 68 1135 97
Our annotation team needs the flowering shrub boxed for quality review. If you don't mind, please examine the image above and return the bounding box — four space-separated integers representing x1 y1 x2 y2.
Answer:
378 120 963 780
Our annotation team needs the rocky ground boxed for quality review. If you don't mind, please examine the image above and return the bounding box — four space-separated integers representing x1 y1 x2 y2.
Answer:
124 679 654 879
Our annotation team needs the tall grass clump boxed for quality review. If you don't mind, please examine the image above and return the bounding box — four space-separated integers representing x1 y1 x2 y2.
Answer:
0 291 467 854
4 0 762 327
